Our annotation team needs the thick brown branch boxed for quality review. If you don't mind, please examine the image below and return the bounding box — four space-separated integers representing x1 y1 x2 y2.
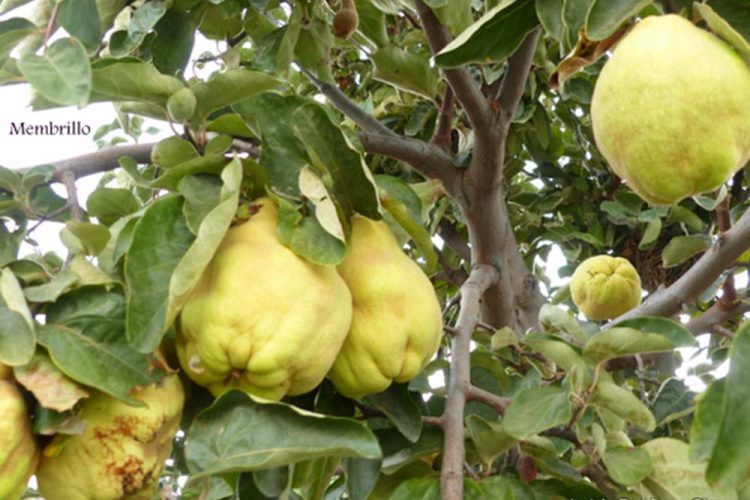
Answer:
19 143 155 182
686 289 750 335
716 196 739 310
414 0 490 132
441 264 499 500
359 132 459 187
610 206 750 323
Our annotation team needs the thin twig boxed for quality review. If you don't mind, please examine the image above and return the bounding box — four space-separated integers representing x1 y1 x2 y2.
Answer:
716 195 739 310
431 86 455 150
465 384 512 414
60 170 83 222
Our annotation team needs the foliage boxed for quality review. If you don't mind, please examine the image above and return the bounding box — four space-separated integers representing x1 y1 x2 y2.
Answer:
0 0 749 499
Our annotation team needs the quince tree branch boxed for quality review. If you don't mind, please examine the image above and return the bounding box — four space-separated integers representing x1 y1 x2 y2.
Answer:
611 205 750 324
441 264 499 500
414 0 491 133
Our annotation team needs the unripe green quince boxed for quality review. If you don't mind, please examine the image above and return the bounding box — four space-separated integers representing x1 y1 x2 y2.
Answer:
166 87 197 122
570 255 642 321
591 15 750 205
0 380 38 500
328 216 443 399
176 198 353 401
36 375 184 500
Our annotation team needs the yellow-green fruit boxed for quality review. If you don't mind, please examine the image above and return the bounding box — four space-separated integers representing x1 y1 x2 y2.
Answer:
36 375 184 500
328 216 443 399
591 15 750 205
0 381 38 500
176 198 353 400
166 87 197 122
570 255 642 321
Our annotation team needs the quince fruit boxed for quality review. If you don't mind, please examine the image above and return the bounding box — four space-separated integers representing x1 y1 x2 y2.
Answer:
36 375 184 500
328 216 443 399
591 15 750 205
0 376 38 500
176 198 353 400
570 255 642 321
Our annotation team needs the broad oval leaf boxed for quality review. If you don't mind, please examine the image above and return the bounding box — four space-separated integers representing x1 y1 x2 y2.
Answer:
585 0 650 41
591 381 655 431
18 37 90 106
125 194 195 352
502 386 572 439
371 46 438 99
602 445 651 486
706 321 750 489
435 0 539 68
583 321 695 366
185 391 381 477
192 69 280 118
0 267 35 365
661 235 710 268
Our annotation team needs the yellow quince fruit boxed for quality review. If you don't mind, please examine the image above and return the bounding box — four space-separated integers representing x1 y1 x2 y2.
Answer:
570 255 642 321
0 375 38 500
328 216 443 399
591 15 750 205
36 375 184 500
176 198 353 400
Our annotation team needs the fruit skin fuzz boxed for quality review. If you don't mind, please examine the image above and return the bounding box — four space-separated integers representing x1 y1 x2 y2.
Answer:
333 0 359 39
591 14 750 205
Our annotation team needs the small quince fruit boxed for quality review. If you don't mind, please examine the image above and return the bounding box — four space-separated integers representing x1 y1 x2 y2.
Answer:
0 378 38 500
36 375 184 500
328 216 443 399
570 255 642 321
591 15 750 205
176 198 353 400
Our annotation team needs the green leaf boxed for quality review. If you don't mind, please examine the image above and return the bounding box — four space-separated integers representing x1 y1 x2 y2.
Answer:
523 333 588 374
18 37 90 106
185 391 381 477
591 380 655 431
0 18 36 56
502 386 572 439
365 384 422 443
642 438 735 500
602 445 651 486
668 205 705 231
435 0 539 68
381 196 437 272
0 0 34 16
57 0 101 50
124 195 195 352
355 0 388 47
91 59 184 105
86 187 141 226
291 102 380 220
275 198 346 265
233 93 310 195
689 379 724 463
538 303 588 344
536 0 564 40
108 0 166 56
23 268 78 303
344 457 381 500
638 217 661 249
583 321 696 365
650 378 695 425
192 69 279 118
61 221 111 256
294 17 334 82
165 160 242 330
694 2 750 60
41 286 162 405
661 235 710 268
466 414 518 464
371 46 438 99
585 0 650 40
0 272 35 366
706 321 750 489
151 8 195 75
